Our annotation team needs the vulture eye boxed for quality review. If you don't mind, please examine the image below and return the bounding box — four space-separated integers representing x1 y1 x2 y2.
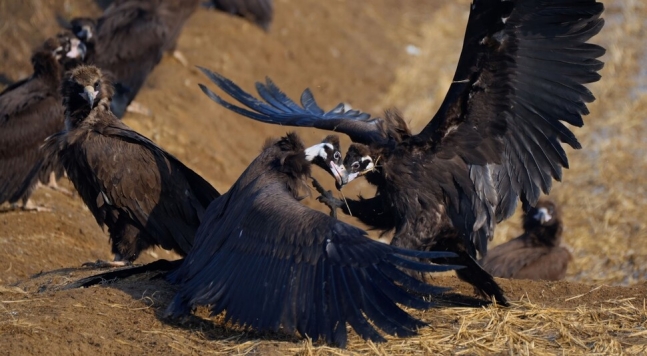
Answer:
333 151 341 160
94 81 100 90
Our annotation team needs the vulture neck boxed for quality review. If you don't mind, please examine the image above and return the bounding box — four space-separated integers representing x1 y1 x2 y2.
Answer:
31 52 62 89
525 221 563 247
64 97 103 129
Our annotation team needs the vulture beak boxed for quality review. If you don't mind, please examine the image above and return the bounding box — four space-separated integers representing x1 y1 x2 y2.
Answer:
533 207 552 224
80 86 98 107
67 38 87 60
329 162 348 190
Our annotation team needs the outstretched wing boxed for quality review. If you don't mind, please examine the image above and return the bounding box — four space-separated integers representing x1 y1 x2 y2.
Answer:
167 180 461 347
417 0 605 220
198 67 385 145
208 0 274 31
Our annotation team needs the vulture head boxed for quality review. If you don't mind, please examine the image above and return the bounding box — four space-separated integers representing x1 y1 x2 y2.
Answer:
523 199 563 246
62 65 113 125
69 17 96 43
34 32 86 70
304 135 346 188
342 143 377 184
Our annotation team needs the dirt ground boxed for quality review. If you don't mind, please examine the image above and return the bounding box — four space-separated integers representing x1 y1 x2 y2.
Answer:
1 0 647 354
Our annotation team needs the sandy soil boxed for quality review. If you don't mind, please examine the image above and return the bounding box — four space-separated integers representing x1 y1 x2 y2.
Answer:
1 0 646 354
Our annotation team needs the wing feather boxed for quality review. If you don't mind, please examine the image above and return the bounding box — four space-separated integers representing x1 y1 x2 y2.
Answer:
167 177 461 347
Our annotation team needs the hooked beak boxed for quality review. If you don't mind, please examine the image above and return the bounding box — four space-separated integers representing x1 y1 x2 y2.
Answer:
329 162 348 190
66 38 87 60
80 86 98 107
533 207 552 224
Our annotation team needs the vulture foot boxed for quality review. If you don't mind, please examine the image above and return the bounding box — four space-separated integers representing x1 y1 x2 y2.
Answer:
82 259 132 268
172 50 189 67
17 200 52 213
42 173 73 196
312 178 343 218
126 101 152 116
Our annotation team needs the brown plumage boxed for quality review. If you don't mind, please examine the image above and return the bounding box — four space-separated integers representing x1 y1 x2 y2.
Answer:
480 200 572 281
0 32 86 211
43 65 220 266
195 0 605 305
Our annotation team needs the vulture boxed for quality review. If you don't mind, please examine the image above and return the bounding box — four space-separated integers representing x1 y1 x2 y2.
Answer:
42 65 220 267
194 0 606 305
0 32 86 211
63 0 273 118
480 199 572 280
165 132 461 347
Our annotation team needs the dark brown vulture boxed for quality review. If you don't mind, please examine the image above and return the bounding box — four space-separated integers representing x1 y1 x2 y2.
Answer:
480 199 572 280
42 65 220 267
64 0 273 118
0 32 86 212
193 0 606 305
165 132 461 347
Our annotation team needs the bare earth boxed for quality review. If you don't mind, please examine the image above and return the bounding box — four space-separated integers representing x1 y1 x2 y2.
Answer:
1 0 646 354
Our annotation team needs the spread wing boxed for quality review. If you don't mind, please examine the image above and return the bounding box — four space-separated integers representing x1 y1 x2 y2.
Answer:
167 180 461 347
417 0 605 220
0 78 64 204
197 67 386 145
208 0 273 31
45 117 219 255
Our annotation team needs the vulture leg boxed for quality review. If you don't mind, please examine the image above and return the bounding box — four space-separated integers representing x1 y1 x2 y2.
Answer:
41 171 73 196
172 50 189 67
12 198 52 213
311 178 341 218
429 233 508 306
126 101 152 116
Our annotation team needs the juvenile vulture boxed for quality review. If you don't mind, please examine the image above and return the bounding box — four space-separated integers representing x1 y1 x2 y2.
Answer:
64 0 273 118
166 132 461 347
0 32 86 211
42 65 220 266
480 200 572 280
194 0 606 305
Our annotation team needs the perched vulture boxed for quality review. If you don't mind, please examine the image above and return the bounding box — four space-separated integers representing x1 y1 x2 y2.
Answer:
480 200 572 280
64 0 273 118
165 132 461 347
194 0 606 305
0 32 86 211
207 0 274 31
42 65 220 266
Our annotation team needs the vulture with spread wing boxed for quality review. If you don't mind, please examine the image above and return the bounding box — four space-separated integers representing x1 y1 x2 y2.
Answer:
42 65 220 266
195 0 605 305
63 0 273 118
166 132 461 347
0 32 86 211
480 199 572 280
